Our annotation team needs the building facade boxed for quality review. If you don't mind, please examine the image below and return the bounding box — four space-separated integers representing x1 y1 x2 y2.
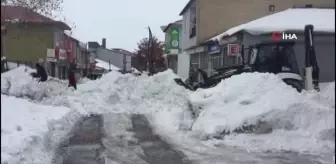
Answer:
2 6 73 79
89 39 132 74
161 20 182 73
177 0 335 81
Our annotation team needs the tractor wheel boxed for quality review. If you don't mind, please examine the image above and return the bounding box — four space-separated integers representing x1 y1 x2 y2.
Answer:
283 79 303 92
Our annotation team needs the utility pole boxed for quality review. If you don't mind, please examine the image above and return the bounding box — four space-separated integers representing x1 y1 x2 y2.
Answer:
84 43 88 77
147 26 154 75
1 25 6 72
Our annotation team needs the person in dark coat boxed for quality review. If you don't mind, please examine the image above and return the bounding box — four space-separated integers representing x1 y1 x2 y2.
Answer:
35 63 48 82
68 68 77 90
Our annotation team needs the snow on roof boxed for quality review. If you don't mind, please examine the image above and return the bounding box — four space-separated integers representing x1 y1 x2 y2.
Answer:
95 59 120 71
209 8 335 42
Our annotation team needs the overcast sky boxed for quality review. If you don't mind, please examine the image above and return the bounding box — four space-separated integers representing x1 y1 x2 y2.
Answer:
56 0 188 52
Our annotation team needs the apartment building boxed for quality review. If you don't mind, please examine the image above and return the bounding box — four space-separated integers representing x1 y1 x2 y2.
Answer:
177 0 335 80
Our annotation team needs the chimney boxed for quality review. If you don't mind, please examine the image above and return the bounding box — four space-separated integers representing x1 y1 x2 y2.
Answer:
102 38 106 48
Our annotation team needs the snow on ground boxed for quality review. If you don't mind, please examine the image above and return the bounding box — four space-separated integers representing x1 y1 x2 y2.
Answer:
43 69 194 131
95 59 121 71
76 77 91 84
5 62 24 70
1 94 71 164
209 8 335 41
1 66 334 163
189 73 302 135
1 66 71 101
188 73 334 154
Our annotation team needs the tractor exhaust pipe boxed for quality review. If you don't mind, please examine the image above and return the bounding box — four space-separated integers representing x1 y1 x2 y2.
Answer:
304 24 320 91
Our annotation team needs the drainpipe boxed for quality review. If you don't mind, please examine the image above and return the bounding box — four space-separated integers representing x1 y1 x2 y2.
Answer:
1 25 6 72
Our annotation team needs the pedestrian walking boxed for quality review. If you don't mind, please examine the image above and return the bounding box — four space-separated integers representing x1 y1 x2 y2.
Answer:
68 67 77 90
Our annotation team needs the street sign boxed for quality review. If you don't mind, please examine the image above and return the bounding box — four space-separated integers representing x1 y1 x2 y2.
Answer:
58 49 67 60
170 49 179 54
46 48 56 58
227 44 240 56
208 40 221 54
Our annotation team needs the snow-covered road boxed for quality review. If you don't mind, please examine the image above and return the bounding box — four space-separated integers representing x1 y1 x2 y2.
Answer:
1 67 334 164
57 113 333 164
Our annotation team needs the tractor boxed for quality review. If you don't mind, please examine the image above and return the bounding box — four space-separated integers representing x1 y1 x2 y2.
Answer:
174 25 320 92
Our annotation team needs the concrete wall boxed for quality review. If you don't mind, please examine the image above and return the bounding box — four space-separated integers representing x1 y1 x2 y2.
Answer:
3 24 54 62
242 32 335 82
177 51 190 79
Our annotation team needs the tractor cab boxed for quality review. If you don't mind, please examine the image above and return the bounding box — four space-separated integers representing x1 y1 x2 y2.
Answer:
247 41 300 75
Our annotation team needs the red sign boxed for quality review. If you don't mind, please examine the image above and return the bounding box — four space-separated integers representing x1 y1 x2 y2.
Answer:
271 31 298 41
271 31 282 41
55 47 59 58
227 44 240 56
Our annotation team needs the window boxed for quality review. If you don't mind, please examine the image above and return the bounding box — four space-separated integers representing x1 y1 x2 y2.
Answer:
269 5 275 12
256 44 299 74
305 4 313 8
184 18 187 34
189 7 196 38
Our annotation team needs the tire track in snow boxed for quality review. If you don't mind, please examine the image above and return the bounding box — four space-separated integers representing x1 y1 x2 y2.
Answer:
55 113 191 164
54 114 105 164
129 114 191 164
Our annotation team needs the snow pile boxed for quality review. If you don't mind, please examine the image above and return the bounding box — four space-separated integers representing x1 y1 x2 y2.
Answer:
2 65 334 162
1 95 72 164
104 70 194 131
188 72 334 153
189 73 301 135
1 66 70 101
44 70 194 132
76 77 91 84
320 82 335 104
5 62 24 70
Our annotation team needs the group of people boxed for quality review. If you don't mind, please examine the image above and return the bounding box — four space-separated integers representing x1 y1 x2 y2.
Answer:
33 63 77 90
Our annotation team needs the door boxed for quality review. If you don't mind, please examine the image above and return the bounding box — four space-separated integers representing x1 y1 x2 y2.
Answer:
51 62 56 77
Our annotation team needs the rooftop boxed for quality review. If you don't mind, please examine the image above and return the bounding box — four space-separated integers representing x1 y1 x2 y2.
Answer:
162 20 183 32
209 8 335 42
1 5 70 30
179 0 195 16
111 48 134 56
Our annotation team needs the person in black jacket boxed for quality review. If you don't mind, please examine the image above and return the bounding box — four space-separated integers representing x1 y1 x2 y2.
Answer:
35 63 48 82
68 67 77 90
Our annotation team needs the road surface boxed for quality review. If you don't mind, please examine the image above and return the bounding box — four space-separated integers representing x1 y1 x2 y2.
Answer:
55 114 333 164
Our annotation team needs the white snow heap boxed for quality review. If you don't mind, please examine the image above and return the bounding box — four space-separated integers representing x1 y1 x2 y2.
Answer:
1 66 70 100
210 8 335 42
1 95 72 164
188 72 334 153
1 64 335 162
190 73 301 134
